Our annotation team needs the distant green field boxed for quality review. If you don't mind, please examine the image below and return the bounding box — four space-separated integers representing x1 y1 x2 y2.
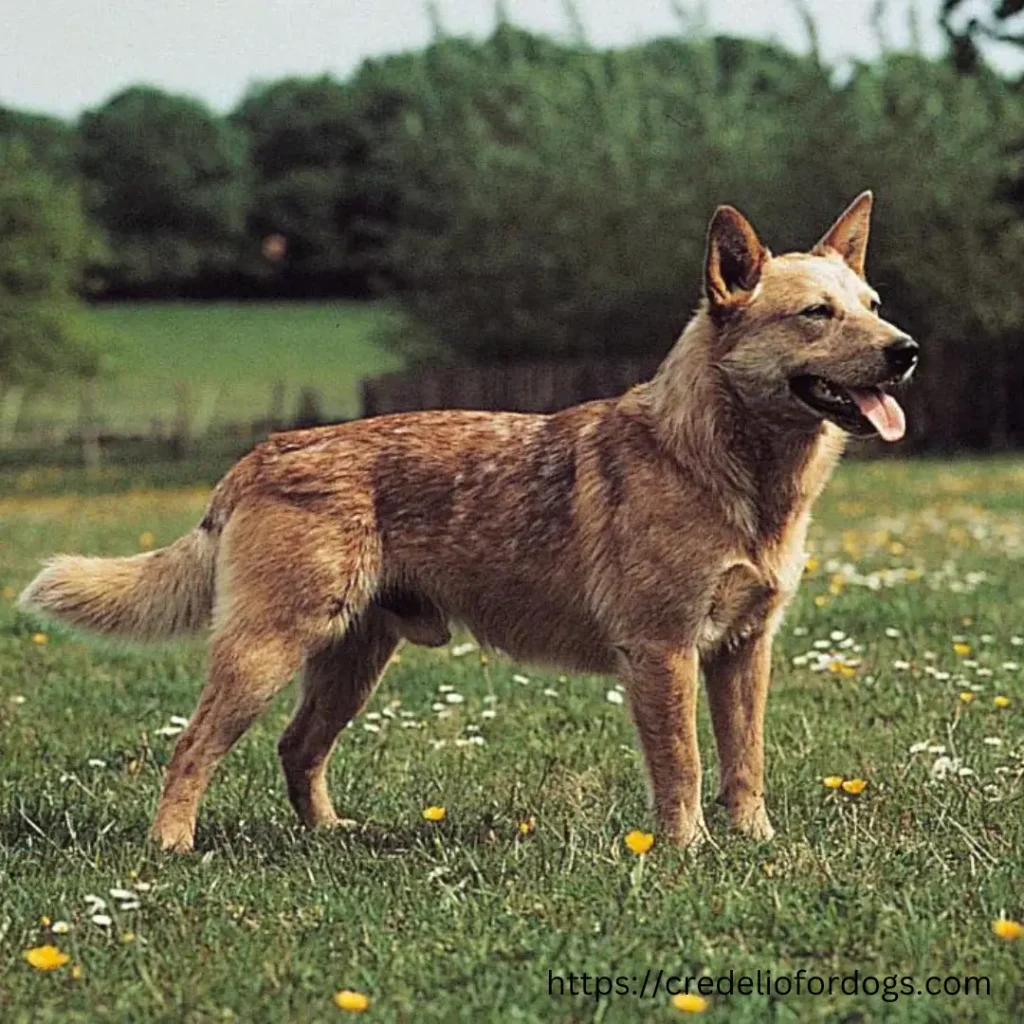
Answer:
1 459 1023 1021
17 302 402 436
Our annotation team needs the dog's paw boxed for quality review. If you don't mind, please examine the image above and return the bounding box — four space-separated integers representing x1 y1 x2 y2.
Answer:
731 804 775 842
150 817 196 853
669 808 710 852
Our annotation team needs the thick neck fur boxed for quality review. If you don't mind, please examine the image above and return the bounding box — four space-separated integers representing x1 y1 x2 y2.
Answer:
638 309 846 548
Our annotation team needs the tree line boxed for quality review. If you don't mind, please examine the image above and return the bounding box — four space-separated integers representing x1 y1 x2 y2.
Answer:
2 4 1024 448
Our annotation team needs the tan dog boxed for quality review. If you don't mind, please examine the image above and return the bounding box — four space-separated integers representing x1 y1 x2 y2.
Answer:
21 193 917 853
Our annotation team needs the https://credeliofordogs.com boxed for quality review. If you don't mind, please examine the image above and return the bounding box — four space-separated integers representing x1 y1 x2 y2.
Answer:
547 968 991 1003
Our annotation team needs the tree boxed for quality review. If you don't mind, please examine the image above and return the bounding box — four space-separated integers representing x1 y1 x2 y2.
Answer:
0 140 100 385
232 77 362 294
940 0 1024 73
378 29 829 361
79 87 247 296
0 107 77 178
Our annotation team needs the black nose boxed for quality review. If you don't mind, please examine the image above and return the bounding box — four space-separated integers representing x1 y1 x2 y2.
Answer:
884 336 919 375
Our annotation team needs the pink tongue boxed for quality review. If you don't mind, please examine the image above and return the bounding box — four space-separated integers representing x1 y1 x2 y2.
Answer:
849 388 906 442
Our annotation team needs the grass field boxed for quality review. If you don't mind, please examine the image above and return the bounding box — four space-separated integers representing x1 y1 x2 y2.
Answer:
2 458 1023 1022
17 302 402 436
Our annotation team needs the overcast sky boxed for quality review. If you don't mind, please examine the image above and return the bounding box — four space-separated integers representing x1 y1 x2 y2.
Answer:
1 0 1017 119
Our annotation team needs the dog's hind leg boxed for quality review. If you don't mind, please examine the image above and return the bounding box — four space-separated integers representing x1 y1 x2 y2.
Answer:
151 624 304 853
278 609 399 829
150 502 380 852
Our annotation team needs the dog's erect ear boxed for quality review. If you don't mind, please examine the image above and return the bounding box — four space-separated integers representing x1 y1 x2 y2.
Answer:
813 190 873 278
705 205 768 313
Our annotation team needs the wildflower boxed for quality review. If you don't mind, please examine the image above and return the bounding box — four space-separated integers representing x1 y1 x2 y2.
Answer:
91 914 112 928
333 989 371 1012
993 695 1011 709
31 633 48 645
23 945 70 971
953 643 971 657
822 776 844 789
51 921 70 935
672 993 709 1013
422 805 446 822
444 692 465 704
813 595 829 607
842 779 868 795
513 674 530 685
960 691 976 704
542 688 559 698
804 556 819 573
624 830 654 855
606 690 625 705
884 627 901 638
450 642 476 657
519 816 536 836
40 915 51 927
992 919 1024 941
71 964 83 980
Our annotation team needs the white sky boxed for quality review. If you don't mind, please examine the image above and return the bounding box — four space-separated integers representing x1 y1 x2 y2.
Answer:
1 0 1018 119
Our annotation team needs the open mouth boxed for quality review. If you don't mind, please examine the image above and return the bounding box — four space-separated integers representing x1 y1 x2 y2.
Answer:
789 375 907 442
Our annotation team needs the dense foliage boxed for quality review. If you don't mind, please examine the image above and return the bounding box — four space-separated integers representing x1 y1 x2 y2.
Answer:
1 11 1024 446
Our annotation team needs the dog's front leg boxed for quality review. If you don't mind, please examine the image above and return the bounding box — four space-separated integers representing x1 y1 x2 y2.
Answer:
703 632 775 841
618 641 706 847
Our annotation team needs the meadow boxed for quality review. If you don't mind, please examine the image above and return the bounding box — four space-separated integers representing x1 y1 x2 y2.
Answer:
15 302 403 437
1 456 1023 1022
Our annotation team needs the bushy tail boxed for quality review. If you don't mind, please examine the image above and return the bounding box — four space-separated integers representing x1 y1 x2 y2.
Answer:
18 528 217 641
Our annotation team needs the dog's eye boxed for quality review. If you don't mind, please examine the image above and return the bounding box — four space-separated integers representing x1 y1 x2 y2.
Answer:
800 304 833 319
869 298 881 314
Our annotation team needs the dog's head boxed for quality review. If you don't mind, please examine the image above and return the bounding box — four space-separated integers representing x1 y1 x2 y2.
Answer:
703 192 916 442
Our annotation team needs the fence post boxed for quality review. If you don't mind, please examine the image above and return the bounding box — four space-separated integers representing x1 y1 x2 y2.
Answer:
0 384 24 448
79 379 101 469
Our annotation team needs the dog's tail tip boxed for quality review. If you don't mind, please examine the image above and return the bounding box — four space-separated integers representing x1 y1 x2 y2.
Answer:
18 532 216 641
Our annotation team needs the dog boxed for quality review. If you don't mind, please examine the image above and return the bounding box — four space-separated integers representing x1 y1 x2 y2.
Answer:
20 192 917 853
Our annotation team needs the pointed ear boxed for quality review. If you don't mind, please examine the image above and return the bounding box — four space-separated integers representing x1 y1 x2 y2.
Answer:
813 190 873 277
705 205 768 313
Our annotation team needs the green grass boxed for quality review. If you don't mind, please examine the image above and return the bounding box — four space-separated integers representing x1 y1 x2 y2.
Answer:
1 458 1023 1022
18 302 402 436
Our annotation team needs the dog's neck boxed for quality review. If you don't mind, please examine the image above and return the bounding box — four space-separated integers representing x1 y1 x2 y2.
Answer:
641 312 846 547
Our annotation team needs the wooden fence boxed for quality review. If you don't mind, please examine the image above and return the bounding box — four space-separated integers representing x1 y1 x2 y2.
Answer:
360 357 664 418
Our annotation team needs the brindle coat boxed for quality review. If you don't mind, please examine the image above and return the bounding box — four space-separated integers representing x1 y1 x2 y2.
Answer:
21 193 915 852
